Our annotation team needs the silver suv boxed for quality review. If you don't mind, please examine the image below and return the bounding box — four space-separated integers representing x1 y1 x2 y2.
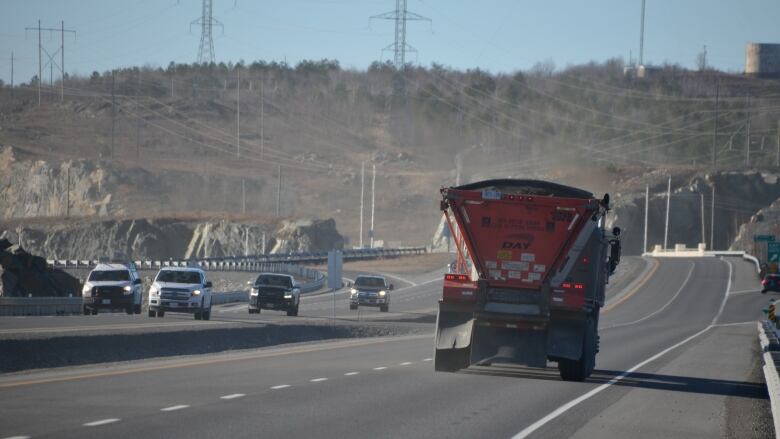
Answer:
349 275 393 312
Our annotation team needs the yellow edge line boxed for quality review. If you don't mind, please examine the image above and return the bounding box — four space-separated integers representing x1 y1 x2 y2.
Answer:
0 334 431 389
602 258 660 314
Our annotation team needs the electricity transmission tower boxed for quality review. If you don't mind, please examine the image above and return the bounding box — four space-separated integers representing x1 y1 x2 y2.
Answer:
371 0 431 69
24 20 76 105
191 0 223 64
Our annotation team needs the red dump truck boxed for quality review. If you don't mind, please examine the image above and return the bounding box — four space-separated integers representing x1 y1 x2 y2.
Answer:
435 179 621 381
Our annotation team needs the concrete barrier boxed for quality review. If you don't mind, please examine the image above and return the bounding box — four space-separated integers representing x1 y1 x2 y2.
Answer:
0 297 83 316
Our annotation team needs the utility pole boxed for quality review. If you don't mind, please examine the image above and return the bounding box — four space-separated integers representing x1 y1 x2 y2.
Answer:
136 70 141 159
700 192 706 247
60 21 64 101
236 67 240 159
276 165 282 216
712 77 719 168
37 20 41 105
359 162 365 248
191 0 223 64
370 164 376 248
370 0 431 69
66 164 71 218
710 185 715 250
643 184 649 253
746 94 751 167
664 176 671 250
241 178 246 214
9 51 13 100
639 0 646 66
111 70 116 159
259 80 264 160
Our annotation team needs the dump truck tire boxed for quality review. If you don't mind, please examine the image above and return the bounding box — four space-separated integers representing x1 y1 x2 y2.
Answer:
558 316 596 381
434 347 471 372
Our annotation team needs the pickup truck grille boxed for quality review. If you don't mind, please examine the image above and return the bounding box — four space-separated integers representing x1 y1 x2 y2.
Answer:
94 286 125 299
161 289 191 301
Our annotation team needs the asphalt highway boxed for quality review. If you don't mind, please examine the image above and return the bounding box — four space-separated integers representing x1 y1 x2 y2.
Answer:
0 256 773 438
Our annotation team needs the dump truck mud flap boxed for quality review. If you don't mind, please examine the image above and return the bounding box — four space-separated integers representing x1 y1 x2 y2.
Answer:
434 302 474 372
546 316 585 362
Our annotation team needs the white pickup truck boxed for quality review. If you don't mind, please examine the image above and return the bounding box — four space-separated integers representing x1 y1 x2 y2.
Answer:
81 263 144 315
147 267 213 320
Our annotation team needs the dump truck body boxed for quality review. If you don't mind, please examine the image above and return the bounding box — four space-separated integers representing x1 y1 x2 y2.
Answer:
435 179 619 381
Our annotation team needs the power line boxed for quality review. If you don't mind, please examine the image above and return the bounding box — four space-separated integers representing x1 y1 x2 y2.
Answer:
191 0 223 64
370 0 430 69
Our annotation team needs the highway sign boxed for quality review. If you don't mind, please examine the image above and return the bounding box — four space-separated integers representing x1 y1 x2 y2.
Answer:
754 234 776 242
769 242 780 263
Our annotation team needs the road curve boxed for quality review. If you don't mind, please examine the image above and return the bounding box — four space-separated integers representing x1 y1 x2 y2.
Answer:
0 256 773 439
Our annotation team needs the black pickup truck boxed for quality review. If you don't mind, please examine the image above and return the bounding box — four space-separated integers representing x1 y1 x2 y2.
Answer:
248 273 301 316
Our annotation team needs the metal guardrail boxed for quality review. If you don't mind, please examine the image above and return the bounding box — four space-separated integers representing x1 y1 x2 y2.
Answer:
46 247 427 272
758 321 780 437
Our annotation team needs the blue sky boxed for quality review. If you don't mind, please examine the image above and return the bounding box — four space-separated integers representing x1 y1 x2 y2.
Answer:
1 0 780 84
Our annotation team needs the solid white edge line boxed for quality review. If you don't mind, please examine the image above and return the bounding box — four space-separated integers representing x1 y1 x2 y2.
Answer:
344 372 359 376
83 418 120 427
160 405 189 412
220 393 245 400
310 378 328 382
604 261 695 330
511 257 733 439
270 384 290 390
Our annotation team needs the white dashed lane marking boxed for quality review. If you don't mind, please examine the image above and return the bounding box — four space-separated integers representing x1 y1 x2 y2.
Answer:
344 372 359 376
83 418 120 427
310 378 328 382
160 405 189 412
271 384 291 390
220 393 245 400
422 358 432 362
373 366 387 370
400 362 413 366
3 436 31 439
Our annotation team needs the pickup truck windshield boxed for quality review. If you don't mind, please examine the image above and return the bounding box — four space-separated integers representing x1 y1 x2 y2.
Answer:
89 270 130 281
355 277 385 288
156 271 202 284
256 275 293 288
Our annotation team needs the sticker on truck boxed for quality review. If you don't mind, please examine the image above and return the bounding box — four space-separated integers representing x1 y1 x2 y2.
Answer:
533 264 546 272
489 270 505 280
482 190 501 200
521 253 535 262
486 260 498 269
497 250 512 260
502 261 529 271
508 271 524 279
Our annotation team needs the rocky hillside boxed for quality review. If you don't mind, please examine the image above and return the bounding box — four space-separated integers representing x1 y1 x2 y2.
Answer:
0 217 343 261
608 170 780 255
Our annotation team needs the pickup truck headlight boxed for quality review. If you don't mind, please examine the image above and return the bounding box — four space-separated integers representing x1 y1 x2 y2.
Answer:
284 293 293 299
378 290 386 297
350 288 357 295
192 290 202 296
149 285 159 296
123 285 133 295
250 288 258 296
82 284 92 296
